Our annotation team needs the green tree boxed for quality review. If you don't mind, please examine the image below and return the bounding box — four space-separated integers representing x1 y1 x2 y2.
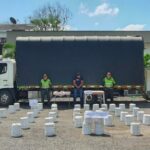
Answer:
144 54 150 68
2 43 16 59
29 3 71 31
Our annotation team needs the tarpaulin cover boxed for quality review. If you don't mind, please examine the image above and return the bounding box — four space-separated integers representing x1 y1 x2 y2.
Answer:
16 37 144 86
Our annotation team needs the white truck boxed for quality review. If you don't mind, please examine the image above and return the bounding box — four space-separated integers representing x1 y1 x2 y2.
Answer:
0 36 148 106
0 57 16 105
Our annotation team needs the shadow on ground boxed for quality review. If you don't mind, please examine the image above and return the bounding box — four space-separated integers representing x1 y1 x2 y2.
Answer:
17 100 150 110
1 100 150 110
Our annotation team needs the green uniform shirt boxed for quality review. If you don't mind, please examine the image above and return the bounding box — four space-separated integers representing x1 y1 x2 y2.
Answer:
40 79 52 89
104 77 116 88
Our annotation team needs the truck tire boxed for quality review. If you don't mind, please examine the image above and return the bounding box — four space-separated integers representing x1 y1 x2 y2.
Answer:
141 90 150 101
86 94 97 104
0 90 13 106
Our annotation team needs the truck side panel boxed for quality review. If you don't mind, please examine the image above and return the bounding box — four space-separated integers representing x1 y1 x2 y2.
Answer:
16 39 144 86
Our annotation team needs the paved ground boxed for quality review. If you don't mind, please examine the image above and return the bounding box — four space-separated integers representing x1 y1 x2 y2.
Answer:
0 100 150 150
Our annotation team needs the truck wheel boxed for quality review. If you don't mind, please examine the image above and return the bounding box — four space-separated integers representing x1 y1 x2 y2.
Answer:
0 90 13 106
142 92 150 101
86 94 95 104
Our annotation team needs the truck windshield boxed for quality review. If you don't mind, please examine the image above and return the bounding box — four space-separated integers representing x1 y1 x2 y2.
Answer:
0 63 7 74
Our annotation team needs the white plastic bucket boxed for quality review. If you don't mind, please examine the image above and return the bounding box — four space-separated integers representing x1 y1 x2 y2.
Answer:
20 117 30 129
119 104 125 111
74 116 83 128
49 112 57 122
11 123 22 137
115 108 121 117
27 112 35 123
125 115 134 126
130 122 141 136
137 111 144 122
101 104 108 110
120 111 128 122
8 105 15 114
14 103 20 111
143 114 150 125
45 117 54 123
129 103 136 112
44 123 56 136
51 103 58 109
132 107 140 117
82 122 92 135
94 117 105 135
37 103 43 111
84 104 90 111
104 115 113 126
74 104 81 109
0 108 7 118
109 104 116 112
93 104 99 111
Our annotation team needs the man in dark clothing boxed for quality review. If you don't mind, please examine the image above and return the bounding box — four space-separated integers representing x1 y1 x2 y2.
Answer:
73 73 84 107
103 72 116 103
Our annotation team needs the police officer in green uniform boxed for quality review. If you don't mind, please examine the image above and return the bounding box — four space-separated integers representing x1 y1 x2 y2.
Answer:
103 72 116 103
40 74 52 104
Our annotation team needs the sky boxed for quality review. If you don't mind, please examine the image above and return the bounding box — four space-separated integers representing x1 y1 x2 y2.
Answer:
0 0 150 31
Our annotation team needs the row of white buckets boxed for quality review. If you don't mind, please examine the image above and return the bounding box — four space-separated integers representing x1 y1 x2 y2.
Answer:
11 102 43 137
0 103 20 119
2 101 150 137
44 104 58 137
10 101 58 137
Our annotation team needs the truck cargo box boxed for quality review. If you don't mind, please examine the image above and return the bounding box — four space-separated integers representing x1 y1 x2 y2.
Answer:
16 36 144 86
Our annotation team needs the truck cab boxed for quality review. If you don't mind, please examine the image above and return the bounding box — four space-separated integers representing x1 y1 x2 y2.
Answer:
0 56 16 106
